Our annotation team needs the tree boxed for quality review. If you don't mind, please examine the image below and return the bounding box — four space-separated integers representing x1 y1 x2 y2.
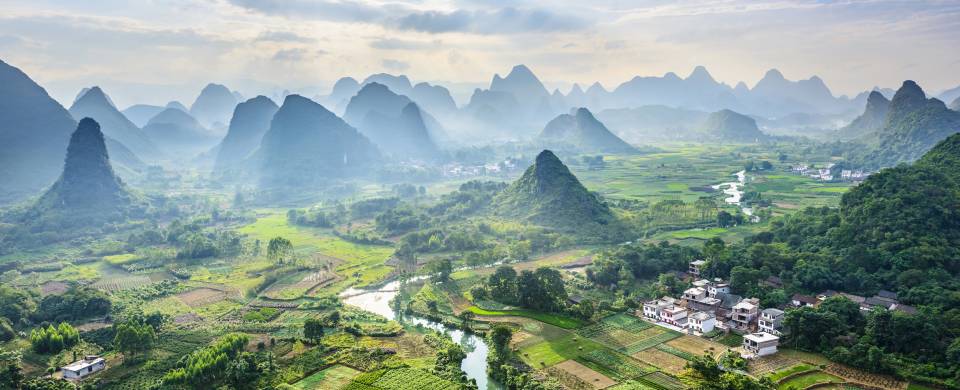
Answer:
304 318 324 344
488 266 518 304
114 321 155 360
457 311 475 328
0 351 25 390
266 236 293 263
426 258 453 282
488 325 513 353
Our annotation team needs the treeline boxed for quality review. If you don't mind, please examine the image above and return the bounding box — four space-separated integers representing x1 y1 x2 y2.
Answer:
472 266 569 313
29 322 79 354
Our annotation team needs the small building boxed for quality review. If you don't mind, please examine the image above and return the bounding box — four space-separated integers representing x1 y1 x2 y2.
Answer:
641 297 676 321
62 355 106 380
660 306 688 328
707 283 730 298
758 308 784 335
731 298 759 330
743 332 779 357
682 287 707 302
688 260 706 277
791 294 817 307
688 311 716 334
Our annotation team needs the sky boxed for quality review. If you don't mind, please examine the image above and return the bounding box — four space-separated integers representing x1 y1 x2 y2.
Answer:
1 0 958 108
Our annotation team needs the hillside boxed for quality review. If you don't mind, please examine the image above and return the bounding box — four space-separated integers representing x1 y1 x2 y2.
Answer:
257 95 381 188
189 83 238 128
493 150 614 233
344 83 442 159
30 118 142 227
537 108 635 153
214 95 278 172
950 96 960 111
699 109 767 142
69 86 162 160
861 81 960 167
838 91 890 141
142 108 219 157
0 59 79 203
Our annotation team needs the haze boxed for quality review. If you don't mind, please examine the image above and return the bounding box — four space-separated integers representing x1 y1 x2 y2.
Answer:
1 0 959 107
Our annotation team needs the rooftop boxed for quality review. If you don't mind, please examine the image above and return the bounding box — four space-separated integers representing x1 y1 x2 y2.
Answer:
63 356 104 372
762 308 785 316
744 332 779 343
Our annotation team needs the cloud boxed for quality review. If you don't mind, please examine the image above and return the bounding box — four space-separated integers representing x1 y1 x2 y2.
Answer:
255 30 314 43
369 38 437 50
382 59 410 71
392 7 587 34
604 40 626 50
272 48 326 62
227 0 386 22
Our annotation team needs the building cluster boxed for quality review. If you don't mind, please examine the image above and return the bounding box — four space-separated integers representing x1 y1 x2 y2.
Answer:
637 260 782 358
790 163 869 182
441 159 521 178
792 290 916 314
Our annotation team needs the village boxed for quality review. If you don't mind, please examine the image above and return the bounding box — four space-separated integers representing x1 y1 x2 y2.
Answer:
635 259 916 360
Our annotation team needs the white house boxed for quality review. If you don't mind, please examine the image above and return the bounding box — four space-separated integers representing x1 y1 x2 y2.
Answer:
731 298 760 330
688 311 716 334
758 308 784 335
743 332 779 357
660 306 688 328
641 297 676 320
62 355 106 380
682 287 707 302
707 282 730 298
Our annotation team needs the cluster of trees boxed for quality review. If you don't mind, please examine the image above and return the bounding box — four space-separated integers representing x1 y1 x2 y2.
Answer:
586 242 697 289
266 237 294 263
160 333 270 389
679 353 775 390
174 230 242 261
423 332 473 387
744 159 774 171
397 228 486 255
114 317 157 360
486 325 551 389
33 287 110 323
286 208 338 228
29 322 79 354
475 266 568 312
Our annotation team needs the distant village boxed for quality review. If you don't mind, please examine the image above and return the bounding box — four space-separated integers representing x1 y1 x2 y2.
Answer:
791 163 870 182
635 260 915 358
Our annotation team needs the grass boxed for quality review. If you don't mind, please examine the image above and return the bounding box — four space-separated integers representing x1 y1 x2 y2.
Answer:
715 333 743 347
518 333 607 367
465 306 583 329
238 211 394 290
778 371 844 389
767 363 815 382
292 365 360 389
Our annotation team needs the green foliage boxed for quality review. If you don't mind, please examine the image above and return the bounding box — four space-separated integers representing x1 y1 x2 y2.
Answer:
303 318 325 343
33 286 110 323
679 353 775 390
267 236 294 262
29 322 80 354
114 320 156 358
159 333 250 387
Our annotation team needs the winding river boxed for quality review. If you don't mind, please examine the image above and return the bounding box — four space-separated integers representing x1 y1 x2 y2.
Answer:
340 281 503 390
711 170 753 216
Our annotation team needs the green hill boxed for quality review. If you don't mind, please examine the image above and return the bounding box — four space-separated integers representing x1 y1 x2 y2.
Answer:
861 81 960 168
838 90 889 141
493 150 614 232
537 108 635 154
699 109 767 142
30 118 144 227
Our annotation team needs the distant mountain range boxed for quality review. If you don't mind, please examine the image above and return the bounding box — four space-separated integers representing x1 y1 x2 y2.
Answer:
256 95 381 188
189 83 239 130
343 83 444 160
69 87 162 161
699 109 767 143
142 107 219 158
838 91 890 141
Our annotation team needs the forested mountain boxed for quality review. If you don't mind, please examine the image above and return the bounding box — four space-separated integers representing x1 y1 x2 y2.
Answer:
30 118 142 227
699 109 767 142
494 150 615 234
838 91 890 141
0 59 81 204
142 107 219 157
256 95 381 188
214 95 278 172
189 83 237 128
69 86 162 160
537 108 635 153
860 80 960 167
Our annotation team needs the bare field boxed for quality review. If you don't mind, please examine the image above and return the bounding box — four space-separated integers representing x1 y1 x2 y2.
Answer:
632 348 689 375
176 287 228 307
554 359 617 389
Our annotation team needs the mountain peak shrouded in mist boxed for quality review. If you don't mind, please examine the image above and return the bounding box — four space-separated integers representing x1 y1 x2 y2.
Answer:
343 82 412 125
538 107 634 153
214 95 279 172
951 96 960 112
687 65 716 84
257 95 380 188
839 90 890 140
35 118 134 217
490 64 550 100
0 59 80 203
344 83 441 160
700 109 766 142
362 73 413 95
494 149 613 230
760 68 786 83
189 83 238 127
142 107 218 157
69 86 161 160
167 100 189 112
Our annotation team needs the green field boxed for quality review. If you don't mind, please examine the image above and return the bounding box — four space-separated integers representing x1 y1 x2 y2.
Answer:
466 306 583 329
292 365 360 389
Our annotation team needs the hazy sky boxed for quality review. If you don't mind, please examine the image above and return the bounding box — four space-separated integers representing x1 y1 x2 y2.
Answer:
1 0 958 108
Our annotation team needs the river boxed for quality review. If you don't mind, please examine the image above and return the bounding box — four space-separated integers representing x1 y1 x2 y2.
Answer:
711 170 753 216
340 281 503 390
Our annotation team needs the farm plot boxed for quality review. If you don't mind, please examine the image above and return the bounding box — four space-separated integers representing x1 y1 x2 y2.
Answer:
176 287 229 307
263 270 335 300
635 372 684 390
293 365 360 389
664 335 728 358
777 371 844 389
549 359 617 390
575 349 655 381
823 363 907 389
621 328 682 355
394 334 437 359
632 348 689 375
578 315 670 354
92 274 153 292
355 367 461 390
748 354 799 376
